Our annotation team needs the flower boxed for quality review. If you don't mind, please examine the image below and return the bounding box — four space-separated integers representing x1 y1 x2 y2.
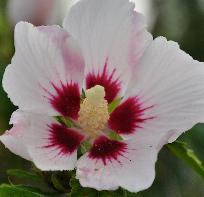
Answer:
1 0 204 193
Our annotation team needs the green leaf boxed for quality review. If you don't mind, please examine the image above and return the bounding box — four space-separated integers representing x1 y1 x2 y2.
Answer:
108 97 122 113
12 185 60 196
55 116 74 128
6 170 61 195
0 184 43 197
167 141 204 179
107 131 123 141
7 169 42 182
80 140 92 154
61 117 74 128
51 173 70 193
69 176 98 197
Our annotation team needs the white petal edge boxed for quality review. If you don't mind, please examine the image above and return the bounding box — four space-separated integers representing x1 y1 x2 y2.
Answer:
125 36 204 144
1 110 82 171
76 139 158 192
63 0 152 93
3 22 84 116
21 112 83 171
0 110 31 161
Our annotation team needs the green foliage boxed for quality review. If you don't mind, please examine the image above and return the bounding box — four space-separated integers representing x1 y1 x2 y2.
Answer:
0 0 15 132
7 169 42 182
0 184 44 197
0 0 14 66
108 97 122 113
51 172 71 193
5 169 63 196
107 130 123 141
167 141 204 179
80 140 92 154
68 177 98 197
54 116 74 128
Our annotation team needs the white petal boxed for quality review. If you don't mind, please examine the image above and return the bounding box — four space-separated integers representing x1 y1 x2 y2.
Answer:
37 25 85 85
19 112 84 171
76 138 157 192
126 37 204 144
63 0 152 93
1 110 84 171
0 111 31 161
3 22 84 116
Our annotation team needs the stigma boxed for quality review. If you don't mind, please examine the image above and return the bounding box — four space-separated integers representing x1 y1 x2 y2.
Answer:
78 85 109 137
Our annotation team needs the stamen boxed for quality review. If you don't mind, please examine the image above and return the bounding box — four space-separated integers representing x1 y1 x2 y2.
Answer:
78 85 109 137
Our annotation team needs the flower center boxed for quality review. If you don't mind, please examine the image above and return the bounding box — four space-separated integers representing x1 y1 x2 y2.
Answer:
78 85 109 137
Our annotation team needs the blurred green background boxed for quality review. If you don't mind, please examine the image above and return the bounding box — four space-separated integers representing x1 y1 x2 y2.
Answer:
0 0 204 196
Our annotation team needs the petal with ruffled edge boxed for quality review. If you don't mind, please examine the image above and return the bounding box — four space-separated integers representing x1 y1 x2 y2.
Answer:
3 22 85 118
63 0 152 102
76 136 157 192
23 113 85 171
123 37 204 144
1 111 85 171
0 111 31 161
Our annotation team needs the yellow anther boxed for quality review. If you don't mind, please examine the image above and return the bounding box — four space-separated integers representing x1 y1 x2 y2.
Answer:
78 85 109 137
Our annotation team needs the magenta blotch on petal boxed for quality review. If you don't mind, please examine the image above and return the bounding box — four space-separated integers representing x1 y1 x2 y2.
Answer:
86 63 121 103
108 97 154 135
44 123 84 155
48 82 81 119
89 136 127 165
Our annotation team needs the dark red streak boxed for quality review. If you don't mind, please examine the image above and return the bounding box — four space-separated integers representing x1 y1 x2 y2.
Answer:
49 82 80 119
86 63 121 103
44 123 84 155
89 136 127 165
108 97 154 135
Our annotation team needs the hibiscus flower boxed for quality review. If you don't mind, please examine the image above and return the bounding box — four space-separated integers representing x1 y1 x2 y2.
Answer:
1 0 204 193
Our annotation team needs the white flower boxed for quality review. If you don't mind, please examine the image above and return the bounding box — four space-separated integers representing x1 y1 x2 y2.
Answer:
1 0 204 193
